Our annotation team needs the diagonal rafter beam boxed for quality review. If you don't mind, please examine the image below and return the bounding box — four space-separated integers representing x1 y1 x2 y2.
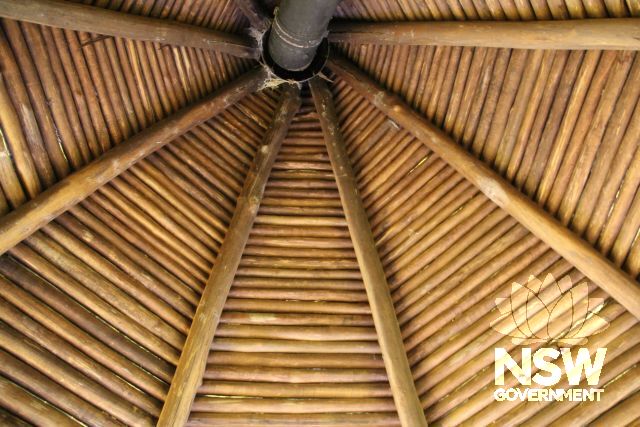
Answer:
0 67 268 256
0 0 259 58
158 84 301 427
327 54 640 320
329 18 640 51
310 77 427 427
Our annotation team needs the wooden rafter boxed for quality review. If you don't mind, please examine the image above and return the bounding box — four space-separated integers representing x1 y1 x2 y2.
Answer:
157 84 302 427
310 77 427 427
0 0 259 58
0 67 268 256
327 54 640 320
329 18 640 51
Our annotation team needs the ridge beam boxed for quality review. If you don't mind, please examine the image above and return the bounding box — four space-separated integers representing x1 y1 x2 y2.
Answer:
157 84 301 427
310 77 428 427
329 18 640 51
0 0 259 58
327 54 640 320
0 67 269 256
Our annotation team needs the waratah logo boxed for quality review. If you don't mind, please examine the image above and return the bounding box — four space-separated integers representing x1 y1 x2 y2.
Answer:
490 274 609 345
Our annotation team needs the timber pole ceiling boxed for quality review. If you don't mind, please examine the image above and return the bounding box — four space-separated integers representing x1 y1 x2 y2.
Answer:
0 0 259 57
158 84 301 426
327 53 640 319
0 0 638 425
0 68 268 255
310 76 427 427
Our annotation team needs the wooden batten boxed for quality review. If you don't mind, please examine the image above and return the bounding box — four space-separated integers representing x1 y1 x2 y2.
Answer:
327 54 640 320
0 67 268 256
310 77 427 427
0 0 259 58
329 18 640 51
157 84 302 427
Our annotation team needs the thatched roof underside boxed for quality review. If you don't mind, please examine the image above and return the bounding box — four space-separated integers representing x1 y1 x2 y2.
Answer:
0 0 638 425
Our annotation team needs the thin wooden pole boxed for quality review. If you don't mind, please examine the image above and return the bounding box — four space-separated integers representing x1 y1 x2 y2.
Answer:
327 54 640 320
310 77 427 427
0 67 268 256
329 18 640 51
0 0 259 58
157 84 301 427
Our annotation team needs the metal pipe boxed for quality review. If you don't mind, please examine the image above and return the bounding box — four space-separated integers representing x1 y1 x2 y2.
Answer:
267 0 339 71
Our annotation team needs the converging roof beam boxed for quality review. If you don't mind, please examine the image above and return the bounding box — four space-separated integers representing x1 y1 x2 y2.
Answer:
0 0 259 58
327 54 640 320
157 84 301 427
310 77 428 427
0 67 268 256
329 18 640 51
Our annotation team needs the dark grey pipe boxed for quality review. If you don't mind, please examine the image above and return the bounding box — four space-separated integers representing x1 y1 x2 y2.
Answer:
267 0 339 71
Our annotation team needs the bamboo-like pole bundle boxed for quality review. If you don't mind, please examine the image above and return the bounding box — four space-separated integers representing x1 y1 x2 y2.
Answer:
56 212 199 307
396 224 531 323
406 257 571 366
0 376 78 426
1 21 72 179
590 389 640 426
310 77 427 427
0 349 123 427
0 67 268 256
411 264 581 377
0 26 56 186
0 0 258 58
42 222 192 330
0 272 167 400
0 320 155 426
327 54 640 320
329 19 640 51
9 243 181 364
25 231 185 349
0 256 174 382
157 84 301 427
